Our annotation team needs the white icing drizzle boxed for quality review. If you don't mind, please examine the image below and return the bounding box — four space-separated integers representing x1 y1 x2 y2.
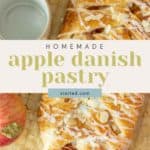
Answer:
58 0 149 39
39 93 144 150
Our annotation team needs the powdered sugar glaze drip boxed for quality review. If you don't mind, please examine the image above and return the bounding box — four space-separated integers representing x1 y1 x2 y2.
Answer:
58 0 150 39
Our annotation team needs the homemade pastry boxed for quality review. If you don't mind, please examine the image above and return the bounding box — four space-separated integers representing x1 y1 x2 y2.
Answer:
58 0 150 39
38 94 144 150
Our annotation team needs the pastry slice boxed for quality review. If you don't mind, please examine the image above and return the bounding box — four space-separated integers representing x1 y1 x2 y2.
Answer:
38 94 144 150
58 0 150 39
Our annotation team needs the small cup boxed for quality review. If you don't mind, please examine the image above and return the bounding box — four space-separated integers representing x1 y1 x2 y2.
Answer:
0 0 51 40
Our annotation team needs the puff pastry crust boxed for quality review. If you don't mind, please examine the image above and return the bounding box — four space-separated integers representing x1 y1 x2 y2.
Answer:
38 94 144 150
58 0 150 39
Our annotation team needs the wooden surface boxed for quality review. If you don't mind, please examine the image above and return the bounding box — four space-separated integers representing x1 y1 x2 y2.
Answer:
48 0 68 39
131 94 150 150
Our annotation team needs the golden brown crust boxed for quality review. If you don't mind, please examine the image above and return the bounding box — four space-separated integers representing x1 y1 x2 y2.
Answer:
62 143 77 150
38 94 144 150
58 0 150 39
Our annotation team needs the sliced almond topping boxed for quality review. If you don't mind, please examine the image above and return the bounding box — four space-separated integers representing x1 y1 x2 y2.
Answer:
142 20 150 32
110 122 121 135
67 118 78 126
96 110 110 124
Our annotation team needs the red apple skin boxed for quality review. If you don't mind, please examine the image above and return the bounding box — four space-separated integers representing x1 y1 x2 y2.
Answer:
0 94 26 146
0 135 16 146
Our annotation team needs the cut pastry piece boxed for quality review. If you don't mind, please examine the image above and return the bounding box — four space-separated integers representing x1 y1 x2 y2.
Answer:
38 94 144 150
58 0 150 39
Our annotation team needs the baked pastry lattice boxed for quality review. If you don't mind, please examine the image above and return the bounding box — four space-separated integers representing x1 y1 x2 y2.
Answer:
38 94 144 150
58 0 150 39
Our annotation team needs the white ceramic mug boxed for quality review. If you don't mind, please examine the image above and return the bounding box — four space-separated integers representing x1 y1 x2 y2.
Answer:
0 0 51 39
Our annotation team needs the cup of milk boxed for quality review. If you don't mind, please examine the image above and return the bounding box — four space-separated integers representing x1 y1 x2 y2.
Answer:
0 0 51 39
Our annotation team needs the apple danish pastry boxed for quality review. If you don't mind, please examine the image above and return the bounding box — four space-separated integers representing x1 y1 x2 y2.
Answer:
38 94 144 150
58 0 150 39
